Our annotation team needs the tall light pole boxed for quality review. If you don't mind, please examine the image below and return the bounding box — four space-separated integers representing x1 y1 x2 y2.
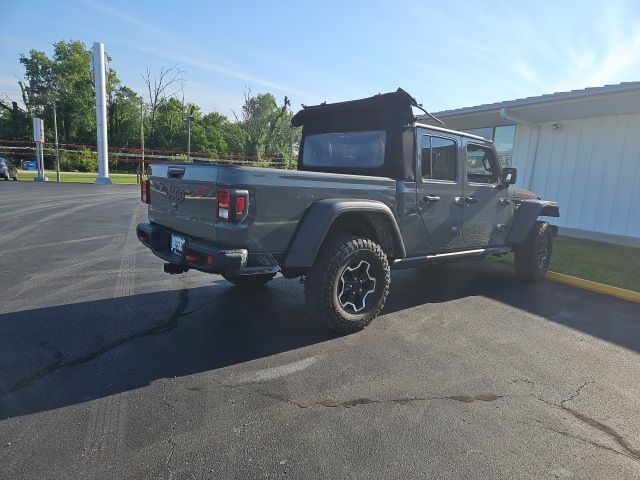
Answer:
139 97 144 184
92 42 111 184
53 103 60 182
32 117 47 182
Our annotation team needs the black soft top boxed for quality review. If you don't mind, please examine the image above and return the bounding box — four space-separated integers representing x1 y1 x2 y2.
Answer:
293 89 419 180
291 88 418 130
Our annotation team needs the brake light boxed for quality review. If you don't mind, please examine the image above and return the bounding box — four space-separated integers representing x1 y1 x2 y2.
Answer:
141 179 150 204
236 195 246 213
217 188 248 222
217 189 230 221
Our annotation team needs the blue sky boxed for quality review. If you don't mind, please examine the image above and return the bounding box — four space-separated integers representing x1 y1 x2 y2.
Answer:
1 0 640 118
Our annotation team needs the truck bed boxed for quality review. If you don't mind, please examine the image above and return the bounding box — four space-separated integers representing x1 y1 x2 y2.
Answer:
148 163 397 256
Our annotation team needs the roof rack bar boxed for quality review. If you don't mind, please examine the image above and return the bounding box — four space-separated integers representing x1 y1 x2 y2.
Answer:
414 103 444 126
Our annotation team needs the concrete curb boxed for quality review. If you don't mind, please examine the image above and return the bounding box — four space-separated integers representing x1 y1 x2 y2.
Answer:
546 271 640 304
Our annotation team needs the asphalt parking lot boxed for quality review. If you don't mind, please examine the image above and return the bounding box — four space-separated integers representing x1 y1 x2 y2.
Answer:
1 182 639 479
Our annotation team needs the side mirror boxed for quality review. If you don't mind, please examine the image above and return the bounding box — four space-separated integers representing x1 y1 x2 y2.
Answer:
500 167 517 185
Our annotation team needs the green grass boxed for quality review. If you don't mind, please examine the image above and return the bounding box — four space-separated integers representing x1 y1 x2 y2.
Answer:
492 236 640 292
16 170 139 184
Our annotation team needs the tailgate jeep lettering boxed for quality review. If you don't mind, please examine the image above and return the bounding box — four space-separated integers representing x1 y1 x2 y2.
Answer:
167 184 185 202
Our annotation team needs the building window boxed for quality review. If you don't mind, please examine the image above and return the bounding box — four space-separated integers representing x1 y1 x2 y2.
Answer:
465 127 494 140
464 125 516 167
493 125 516 167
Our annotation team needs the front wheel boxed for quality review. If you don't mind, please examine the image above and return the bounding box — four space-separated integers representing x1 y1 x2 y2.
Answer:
222 272 276 288
304 234 390 333
514 221 553 282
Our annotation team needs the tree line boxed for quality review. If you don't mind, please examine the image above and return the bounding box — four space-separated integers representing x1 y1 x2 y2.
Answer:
0 40 300 170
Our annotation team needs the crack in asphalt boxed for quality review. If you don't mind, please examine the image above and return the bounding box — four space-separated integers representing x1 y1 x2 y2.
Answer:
560 381 594 408
162 386 178 480
260 391 504 409
205 376 504 408
208 376 640 463
533 421 632 460
0 289 190 399
532 381 640 462
202 376 505 410
560 406 640 461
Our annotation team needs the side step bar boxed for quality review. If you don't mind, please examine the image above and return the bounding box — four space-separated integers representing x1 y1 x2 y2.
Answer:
392 247 511 270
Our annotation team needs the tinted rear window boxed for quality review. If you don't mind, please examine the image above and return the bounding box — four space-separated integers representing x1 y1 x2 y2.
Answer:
302 131 386 168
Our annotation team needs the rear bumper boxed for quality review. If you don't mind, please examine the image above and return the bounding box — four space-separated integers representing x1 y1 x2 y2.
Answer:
136 222 249 274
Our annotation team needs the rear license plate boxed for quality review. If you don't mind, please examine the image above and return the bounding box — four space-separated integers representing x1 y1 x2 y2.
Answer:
171 234 185 254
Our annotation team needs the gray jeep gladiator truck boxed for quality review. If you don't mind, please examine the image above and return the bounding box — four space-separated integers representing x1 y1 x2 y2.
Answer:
137 89 559 333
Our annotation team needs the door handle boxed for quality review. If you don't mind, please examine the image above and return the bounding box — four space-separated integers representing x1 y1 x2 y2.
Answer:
499 198 510 206
465 196 479 204
423 195 441 203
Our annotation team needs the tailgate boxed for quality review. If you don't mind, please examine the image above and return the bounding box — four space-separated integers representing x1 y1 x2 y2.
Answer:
147 163 221 243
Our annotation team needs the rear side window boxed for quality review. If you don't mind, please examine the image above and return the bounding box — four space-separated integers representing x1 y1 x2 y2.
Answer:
421 136 457 181
302 130 386 168
467 144 499 184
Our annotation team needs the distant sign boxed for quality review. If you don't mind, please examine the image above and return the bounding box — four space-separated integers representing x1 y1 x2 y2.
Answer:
33 117 44 144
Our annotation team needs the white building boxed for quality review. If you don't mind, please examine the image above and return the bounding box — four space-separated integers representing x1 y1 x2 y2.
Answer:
430 82 640 245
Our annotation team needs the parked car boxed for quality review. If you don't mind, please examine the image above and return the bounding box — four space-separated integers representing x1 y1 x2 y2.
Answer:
136 89 559 333
21 159 38 171
0 158 18 181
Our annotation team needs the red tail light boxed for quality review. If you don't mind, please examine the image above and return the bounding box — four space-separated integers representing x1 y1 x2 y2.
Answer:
217 189 230 220
217 188 248 222
141 179 150 204
137 231 150 243
236 195 246 213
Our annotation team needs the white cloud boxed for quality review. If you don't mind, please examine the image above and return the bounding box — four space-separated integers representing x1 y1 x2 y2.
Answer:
512 60 541 85
583 30 640 86
80 0 161 34
82 0 321 104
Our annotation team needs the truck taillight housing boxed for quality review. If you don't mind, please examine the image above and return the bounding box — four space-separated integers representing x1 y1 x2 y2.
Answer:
217 188 249 222
141 179 150 204
217 189 230 220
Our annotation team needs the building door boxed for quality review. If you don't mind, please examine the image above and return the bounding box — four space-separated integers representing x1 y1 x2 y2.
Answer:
416 130 463 249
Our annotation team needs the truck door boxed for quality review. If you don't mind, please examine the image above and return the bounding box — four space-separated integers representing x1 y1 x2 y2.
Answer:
461 140 508 247
416 130 463 249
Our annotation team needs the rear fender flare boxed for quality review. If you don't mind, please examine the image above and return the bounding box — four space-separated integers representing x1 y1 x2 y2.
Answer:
283 199 406 268
506 199 560 245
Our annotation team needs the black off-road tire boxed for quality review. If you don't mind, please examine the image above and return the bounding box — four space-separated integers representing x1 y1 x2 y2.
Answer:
222 272 276 288
304 234 390 333
514 221 553 282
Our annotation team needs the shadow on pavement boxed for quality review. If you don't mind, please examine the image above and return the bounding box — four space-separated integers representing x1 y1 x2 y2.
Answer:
388 260 640 353
1 261 638 420
0 278 338 420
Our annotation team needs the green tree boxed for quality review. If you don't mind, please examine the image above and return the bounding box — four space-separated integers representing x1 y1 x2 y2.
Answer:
152 97 185 149
236 90 297 162
108 86 141 147
0 101 30 142
3 39 299 170
19 40 121 145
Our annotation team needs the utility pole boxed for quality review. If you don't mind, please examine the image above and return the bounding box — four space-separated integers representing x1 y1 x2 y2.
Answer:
53 103 60 182
139 98 144 184
92 42 111 184
184 109 193 161
289 126 294 159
